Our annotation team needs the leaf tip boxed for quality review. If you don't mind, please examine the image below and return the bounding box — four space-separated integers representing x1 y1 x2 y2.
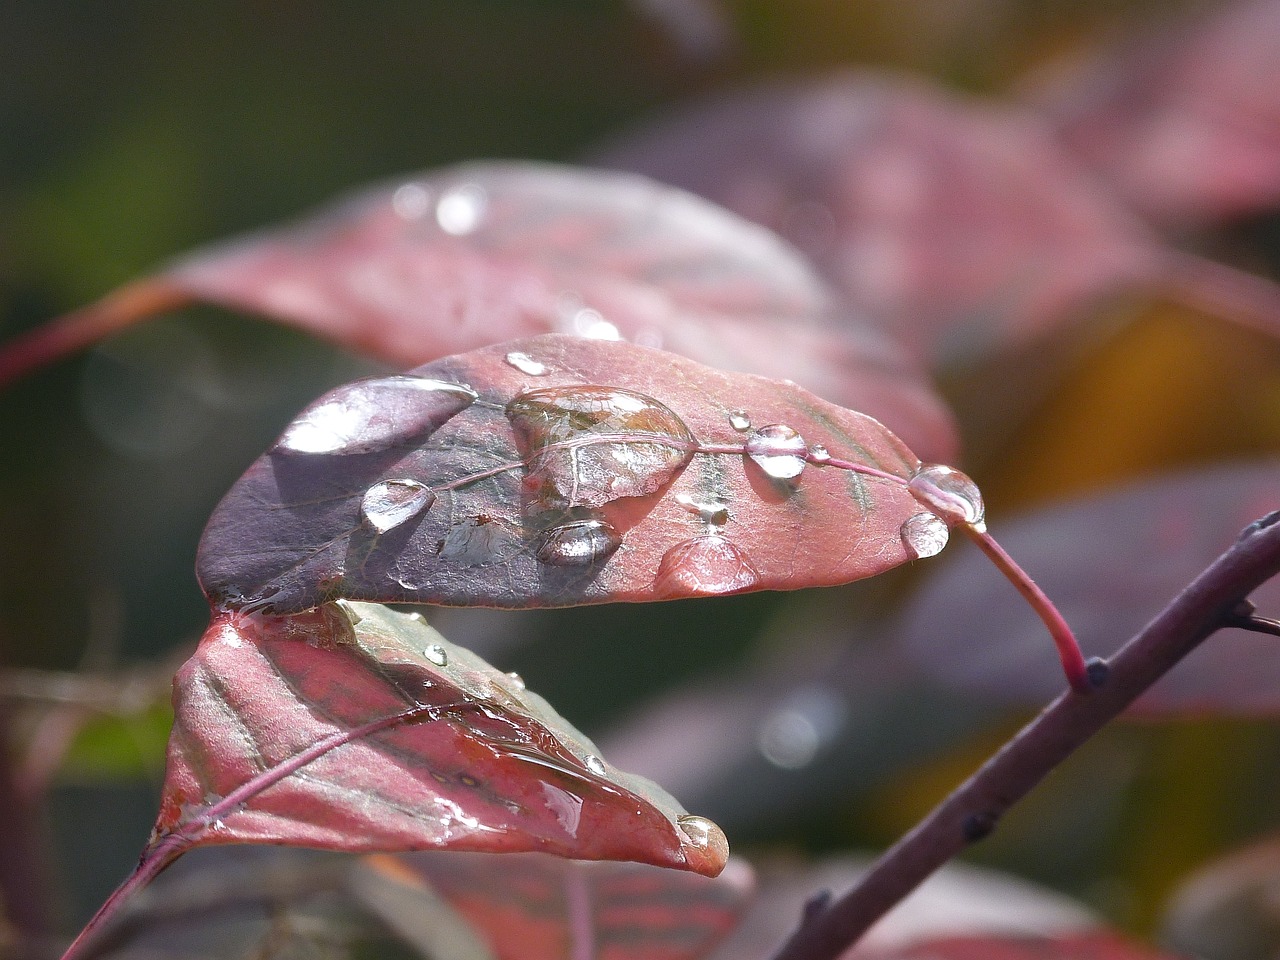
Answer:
676 814 730 877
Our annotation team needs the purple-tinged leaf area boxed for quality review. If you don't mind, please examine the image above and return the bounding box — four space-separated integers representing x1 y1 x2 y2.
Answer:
367 849 754 960
197 334 932 614
2 161 956 463
154 602 728 876
594 71 1163 368
1030 0 1280 228
898 460 1280 714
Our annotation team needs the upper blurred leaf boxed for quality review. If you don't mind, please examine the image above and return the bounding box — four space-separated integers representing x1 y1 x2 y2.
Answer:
1029 0 1280 228
154 601 727 875
595 71 1162 369
1 161 956 462
896 460 1280 714
197 334 949 615
366 849 754 960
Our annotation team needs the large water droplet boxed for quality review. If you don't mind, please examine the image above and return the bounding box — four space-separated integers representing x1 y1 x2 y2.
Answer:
392 182 432 220
436 182 487 235
535 518 622 566
675 493 729 528
728 410 751 432
907 463 985 529
438 516 522 566
655 536 760 597
360 479 436 533
676 815 729 877
745 424 807 480
506 386 695 510
901 512 950 559
274 376 477 455
505 351 548 376
424 643 449 667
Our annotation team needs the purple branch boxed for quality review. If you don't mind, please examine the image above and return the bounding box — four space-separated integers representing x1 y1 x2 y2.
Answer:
771 511 1280 960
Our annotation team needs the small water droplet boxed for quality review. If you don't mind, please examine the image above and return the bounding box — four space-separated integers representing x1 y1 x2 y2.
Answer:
535 518 622 566
436 182 487 235
810 444 831 463
391 182 432 220
745 424 807 480
655 535 760 597
360 479 436 533
728 410 751 432
901 512 950 559
425 643 449 667
676 815 729 876
583 755 607 776
274 376 477 455
506 671 526 690
408 612 427 624
507 386 694 509
907 463 985 529
675 493 729 527
505 351 548 376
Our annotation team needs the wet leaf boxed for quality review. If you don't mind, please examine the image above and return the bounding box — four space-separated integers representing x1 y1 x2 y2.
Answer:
153 601 727 876
196 334 941 615
594 71 1164 368
896 460 1280 714
364 850 754 960
0 161 956 462
1030 0 1280 228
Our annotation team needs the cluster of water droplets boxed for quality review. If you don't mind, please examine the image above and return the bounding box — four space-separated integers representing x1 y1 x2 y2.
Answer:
900 463 986 560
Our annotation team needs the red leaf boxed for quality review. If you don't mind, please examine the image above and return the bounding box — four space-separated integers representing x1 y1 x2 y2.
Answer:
0 161 956 463
594 71 1164 367
195 334 958 615
367 850 754 960
859 932 1183 960
154 601 728 876
1031 0 1280 228
896 460 1280 715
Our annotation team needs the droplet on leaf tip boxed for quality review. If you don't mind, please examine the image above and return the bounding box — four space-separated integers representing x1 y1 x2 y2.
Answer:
360 479 436 533
424 643 449 667
907 463 985 528
745 424 807 481
504 351 549 376
677 815 729 877
436 182 487 235
534 519 622 566
901 512 950 559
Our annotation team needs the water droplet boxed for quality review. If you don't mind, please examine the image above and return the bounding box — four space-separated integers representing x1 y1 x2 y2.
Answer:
506 386 694 509
506 671 526 690
728 410 751 432
745 424 807 480
436 182 487 235
535 518 622 566
360 479 435 533
655 536 760 597
583 755 607 776
675 493 729 527
571 307 621 341
676 815 729 876
438 516 522 566
274 376 477 455
392 182 432 219
408 612 427 624
810 444 831 463
424 643 449 667
907 463 985 529
901 512 950 559
505 351 548 376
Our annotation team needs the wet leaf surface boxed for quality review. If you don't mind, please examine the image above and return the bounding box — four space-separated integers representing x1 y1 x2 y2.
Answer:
2 161 956 462
197 334 941 615
594 71 1164 368
154 601 727 875
896 460 1280 714
1030 0 1280 228
366 849 754 960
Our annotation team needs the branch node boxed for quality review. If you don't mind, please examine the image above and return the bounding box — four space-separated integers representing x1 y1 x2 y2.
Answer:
802 890 833 923
961 811 998 842
1085 657 1110 689
1240 510 1280 541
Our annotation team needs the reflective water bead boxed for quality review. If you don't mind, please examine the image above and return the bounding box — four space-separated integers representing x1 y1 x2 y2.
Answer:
584 755 607 776
728 410 752 432
901 512 950 559
655 535 760 597
809 444 831 463
745 424 807 480
907 463 985 528
676 815 730 876
360 479 436 533
504 351 548 376
424 643 449 667
505 671 526 690
435 182 487 235
535 518 622 566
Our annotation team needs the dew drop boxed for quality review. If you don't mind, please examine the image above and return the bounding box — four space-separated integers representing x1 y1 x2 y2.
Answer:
745 424 807 480
810 444 831 463
391 182 432 220
907 463 985 529
676 815 729 877
728 410 751 432
583 755 607 776
506 671 526 690
675 493 729 527
535 518 622 566
505 351 548 376
360 479 436 533
436 182 487 235
424 643 449 667
655 535 760 597
506 386 695 509
901 512 950 559
274 376 477 455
